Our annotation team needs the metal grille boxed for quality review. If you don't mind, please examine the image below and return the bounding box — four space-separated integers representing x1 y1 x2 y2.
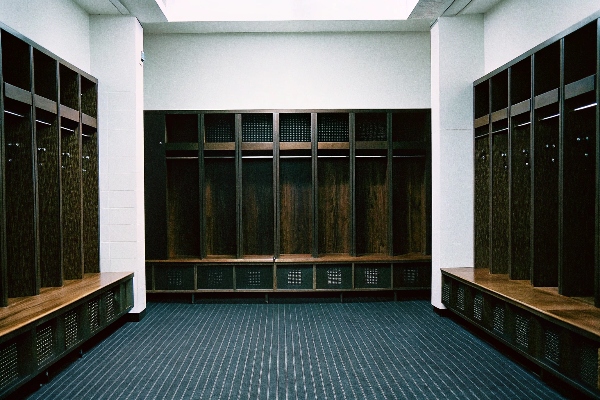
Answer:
456 286 465 311
205 114 234 143
442 282 450 304
544 330 560 365
89 299 101 332
473 293 483 321
327 268 342 286
356 113 387 141
579 346 598 388
247 271 261 286
493 305 505 334
0 343 18 389
280 114 311 142
64 310 79 349
403 267 418 285
242 114 273 142
207 270 224 287
317 113 349 142
167 270 183 288
365 268 378 285
36 325 54 366
515 314 529 349
104 290 116 322
287 270 302 286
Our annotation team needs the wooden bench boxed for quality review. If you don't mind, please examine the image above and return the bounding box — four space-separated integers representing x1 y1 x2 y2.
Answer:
0 272 134 398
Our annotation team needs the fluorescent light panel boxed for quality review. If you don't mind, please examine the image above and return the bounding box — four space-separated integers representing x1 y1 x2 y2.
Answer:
166 0 419 21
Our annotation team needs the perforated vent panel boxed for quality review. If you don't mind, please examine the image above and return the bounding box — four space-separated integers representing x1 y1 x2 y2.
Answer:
242 114 273 142
493 305 505 335
327 268 342 286
515 314 530 349
64 310 79 349
247 271 261 287
167 270 183 288
365 268 378 285
403 267 418 285
89 299 101 332
317 114 349 142
104 290 116 321
442 282 450 304
280 114 311 142
205 114 234 143
579 346 599 388
0 343 18 389
456 286 465 311
544 330 560 365
36 325 54 366
208 270 224 287
473 293 483 321
287 270 302 286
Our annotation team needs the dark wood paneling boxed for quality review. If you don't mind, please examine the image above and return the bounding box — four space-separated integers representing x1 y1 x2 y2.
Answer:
33 49 57 102
166 114 197 143
61 120 82 280
4 102 36 297
532 108 559 287
1 31 30 91
167 158 200 258
561 96 596 296
491 131 509 274
59 65 78 111
242 159 274 256
393 155 427 256
510 118 531 280
82 127 99 273
80 77 96 118
280 158 312 255
36 111 62 287
318 157 350 255
474 136 490 269
204 158 236 256
144 113 167 260
356 157 388 255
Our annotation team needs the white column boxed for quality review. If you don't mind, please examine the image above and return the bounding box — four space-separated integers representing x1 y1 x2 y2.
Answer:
431 15 484 309
90 15 146 315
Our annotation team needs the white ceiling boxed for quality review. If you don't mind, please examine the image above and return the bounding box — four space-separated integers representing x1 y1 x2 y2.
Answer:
73 0 504 33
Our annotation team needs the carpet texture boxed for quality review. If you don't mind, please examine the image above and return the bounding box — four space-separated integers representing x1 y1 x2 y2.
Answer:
27 300 563 399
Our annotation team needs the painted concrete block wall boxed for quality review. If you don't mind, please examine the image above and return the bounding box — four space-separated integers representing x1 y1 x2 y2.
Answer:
0 0 90 72
90 15 146 314
431 15 484 309
484 0 600 74
143 31 431 110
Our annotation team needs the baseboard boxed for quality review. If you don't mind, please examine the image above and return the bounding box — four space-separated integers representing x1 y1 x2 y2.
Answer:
125 308 146 322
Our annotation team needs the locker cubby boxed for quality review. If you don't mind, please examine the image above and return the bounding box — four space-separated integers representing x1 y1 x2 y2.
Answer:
509 112 531 280
197 265 234 290
474 80 489 119
510 57 531 106
82 124 99 273
1 30 30 91
236 264 273 290
316 264 352 290
61 117 82 280
36 108 61 287
59 64 78 110
533 42 560 97
474 134 490 269
355 149 388 255
354 263 391 289
166 113 198 143
242 154 274 256
392 110 430 142
4 99 36 298
33 49 57 101
80 76 97 118
276 265 313 289
155 264 195 291
563 21 597 86
355 112 387 142
280 113 311 142
204 113 235 143
317 113 349 142
491 128 509 274
561 92 596 296
532 104 559 287
242 113 273 142
280 151 312 256
491 70 508 112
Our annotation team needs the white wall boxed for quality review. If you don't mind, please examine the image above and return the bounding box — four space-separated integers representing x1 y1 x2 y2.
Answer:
91 15 146 315
484 0 600 73
430 15 484 309
144 31 431 110
0 0 90 72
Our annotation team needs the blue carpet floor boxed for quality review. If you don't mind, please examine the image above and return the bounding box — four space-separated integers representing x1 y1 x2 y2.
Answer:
27 300 563 399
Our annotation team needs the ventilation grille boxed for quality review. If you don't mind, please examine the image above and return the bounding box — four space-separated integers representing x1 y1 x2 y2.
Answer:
403 267 418 285
579 346 599 388
515 314 530 349
493 305 505 334
280 114 311 142
247 271 261 287
36 325 54 367
473 293 483 321
208 270 224 287
327 268 342 286
167 270 183 288
205 114 234 143
318 114 349 142
544 330 560 365
0 343 18 389
89 299 101 332
456 286 465 311
64 310 79 349
287 270 302 286
365 268 378 285
442 282 450 304
242 114 273 142
356 113 387 141
104 290 116 322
